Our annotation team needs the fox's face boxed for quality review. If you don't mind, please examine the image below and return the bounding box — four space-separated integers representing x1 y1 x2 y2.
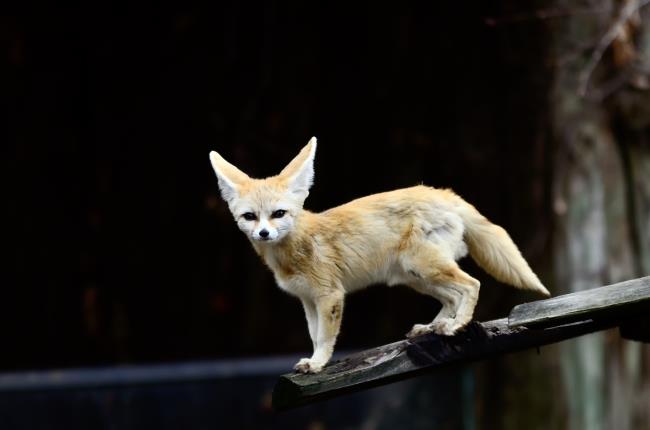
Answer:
209 138 316 244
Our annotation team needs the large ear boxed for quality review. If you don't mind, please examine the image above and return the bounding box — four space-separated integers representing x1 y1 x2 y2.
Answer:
279 137 317 199
209 151 251 203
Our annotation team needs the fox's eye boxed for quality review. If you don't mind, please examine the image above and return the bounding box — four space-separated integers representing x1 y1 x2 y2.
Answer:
242 212 257 221
271 210 286 219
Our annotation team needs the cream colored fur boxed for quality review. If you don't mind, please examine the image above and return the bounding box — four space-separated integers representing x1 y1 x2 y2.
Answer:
209 137 550 374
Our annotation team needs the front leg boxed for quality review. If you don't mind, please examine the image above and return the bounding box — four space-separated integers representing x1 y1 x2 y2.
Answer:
294 290 344 374
301 299 318 352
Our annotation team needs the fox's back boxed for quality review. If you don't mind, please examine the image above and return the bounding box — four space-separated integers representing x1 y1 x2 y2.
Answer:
326 184 459 208
319 185 467 236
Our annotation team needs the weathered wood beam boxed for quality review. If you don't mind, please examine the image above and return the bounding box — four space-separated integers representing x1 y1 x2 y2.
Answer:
508 276 650 328
273 276 650 410
273 317 620 410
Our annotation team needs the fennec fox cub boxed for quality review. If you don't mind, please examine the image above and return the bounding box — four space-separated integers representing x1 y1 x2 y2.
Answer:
209 137 550 374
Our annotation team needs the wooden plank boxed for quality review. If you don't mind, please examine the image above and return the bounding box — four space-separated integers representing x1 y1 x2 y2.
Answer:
508 276 650 328
272 317 620 410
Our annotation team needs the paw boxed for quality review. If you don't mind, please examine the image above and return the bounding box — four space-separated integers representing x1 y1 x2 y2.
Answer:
431 318 466 336
407 319 468 338
406 323 434 338
293 358 325 374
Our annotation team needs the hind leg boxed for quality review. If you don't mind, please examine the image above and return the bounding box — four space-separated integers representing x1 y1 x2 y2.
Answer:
403 246 481 337
406 269 480 337
406 283 460 337
434 268 480 335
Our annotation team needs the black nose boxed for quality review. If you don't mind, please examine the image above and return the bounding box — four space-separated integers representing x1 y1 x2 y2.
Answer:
259 229 269 238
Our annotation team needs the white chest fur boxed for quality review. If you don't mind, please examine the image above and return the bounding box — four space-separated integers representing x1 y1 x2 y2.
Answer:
262 250 313 299
275 273 312 298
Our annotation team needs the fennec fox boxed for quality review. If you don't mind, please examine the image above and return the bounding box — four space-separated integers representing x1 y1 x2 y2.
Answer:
209 137 550 374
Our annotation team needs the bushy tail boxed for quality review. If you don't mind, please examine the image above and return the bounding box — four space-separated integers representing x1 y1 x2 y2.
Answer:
459 203 550 297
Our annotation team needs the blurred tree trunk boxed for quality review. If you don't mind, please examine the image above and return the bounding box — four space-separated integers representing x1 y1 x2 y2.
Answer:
550 1 650 429
477 3 650 429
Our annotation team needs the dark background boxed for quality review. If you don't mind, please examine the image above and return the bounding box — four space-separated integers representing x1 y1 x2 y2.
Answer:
3 3 552 371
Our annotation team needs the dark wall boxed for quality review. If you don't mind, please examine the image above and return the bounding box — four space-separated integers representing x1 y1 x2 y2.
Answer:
3 3 552 370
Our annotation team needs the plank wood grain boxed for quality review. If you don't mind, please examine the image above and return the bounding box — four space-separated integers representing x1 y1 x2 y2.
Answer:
508 276 650 328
